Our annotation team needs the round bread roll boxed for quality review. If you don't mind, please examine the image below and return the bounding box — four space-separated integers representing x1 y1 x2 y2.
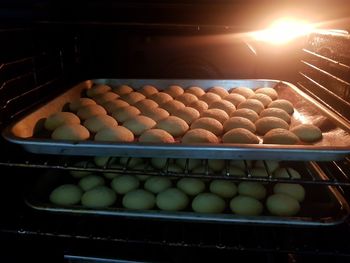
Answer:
209 100 236 116
230 160 253 170
102 99 130 114
134 99 158 112
69 161 96 178
164 85 184 98
237 99 264 114
112 84 133 96
259 108 291 123
222 165 246 177
139 129 175 143
51 124 90 141
94 156 117 168
160 100 185 114
188 100 208 113
185 86 205 97
81 186 117 208
201 109 229 124
176 93 198 106
208 159 226 172
274 167 301 179
103 163 124 179
156 188 189 211
222 128 259 144
87 84 111 97
79 175 105 191
111 175 140 194
255 87 278 100
119 157 144 168
208 86 229 98
263 128 299 145
254 160 280 173
77 104 107 120
94 126 134 142
200 92 221 105
150 158 169 170
176 159 202 171
190 117 223 136
142 107 169 122
149 92 173 105
93 92 119 105
223 117 256 133
177 178 205 196
230 195 263 216
231 108 259 123
83 114 118 133
155 116 189 137
69 98 96 112
50 184 82 205
192 193 226 213
45 112 81 131
255 117 289 135
268 99 294 114
122 115 156 136
139 85 159 97
250 167 270 178
121 92 145 105
266 194 300 216
111 105 140 123
209 180 237 198
248 93 272 107
290 124 322 142
182 128 219 144
224 93 246 107
122 189 155 210
231 87 255 98
238 182 266 200
144 176 172 194
172 107 200 125
274 183 305 202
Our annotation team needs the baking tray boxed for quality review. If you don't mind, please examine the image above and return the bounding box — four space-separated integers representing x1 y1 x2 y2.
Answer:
3 79 350 161
25 162 350 226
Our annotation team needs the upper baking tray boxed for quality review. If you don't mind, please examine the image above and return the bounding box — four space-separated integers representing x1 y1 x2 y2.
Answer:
3 79 350 161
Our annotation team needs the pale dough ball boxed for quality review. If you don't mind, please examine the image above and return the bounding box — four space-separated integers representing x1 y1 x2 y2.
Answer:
50 184 82 205
144 176 172 194
93 92 119 105
119 157 144 168
149 92 173 105
201 109 229 124
222 128 259 144
224 93 246 107
51 124 90 141
248 93 272 107
254 160 280 173
263 128 299 145
112 84 133 96
167 163 184 173
122 115 156 136
45 112 81 131
208 159 226 172
111 175 140 194
231 87 255 98
176 159 202 171
255 116 289 135
69 98 96 112
93 156 117 167
134 99 159 112
268 99 294 114
173 107 200 125
69 161 96 178
102 99 130 114
111 105 140 123
200 92 221 105
164 85 184 98
188 100 208 113
122 189 155 210
259 108 291 123
192 193 226 213
139 129 175 143
81 186 117 208
210 180 237 198
237 99 264 114
79 175 105 191
266 194 300 216
273 167 301 179
192 166 214 174
77 104 107 120
151 158 169 170
250 167 270 178
87 84 111 97
209 100 236 116
121 92 146 105
176 93 198 106
230 160 253 170
83 114 118 133
160 100 185 114
290 124 322 142
238 182 266 200
142 107 169 122
223 117 256 133
156 188 189 211
255 87 278 100
274 183 305 202
230 195 263 216
177 178 205 196
155 116 189 137
103 164 124 179
182 129 219 144
208 86 229 98
94 126 134 142
222 165 246 177
190 117 223 136
231 108 259 123
139 85 159 97
185 86 205 97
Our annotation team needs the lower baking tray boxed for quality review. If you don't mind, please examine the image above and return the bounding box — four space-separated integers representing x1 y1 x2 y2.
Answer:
24 162 350 226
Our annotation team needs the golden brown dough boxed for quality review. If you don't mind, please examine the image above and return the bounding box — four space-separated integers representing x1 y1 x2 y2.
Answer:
155 116 189 137
87 84 111 97
122 115 156 136
260 108 291 123
200 92 221 105
164 85 184 98
139 129 175 143
142 107 169 122
92 92 119 105
102 99 130 114
222 128 259 144
121 92 146 105
51 123 90 141
188 100 208 113
231 108 259 123
223 117 256 133
185 86 205 98
134 99 159 112
268 99 294 114
237 99 264 114
160 100 185 114
263 128 299 145
230 87 254 98
94 126 134 142
224 93 246 107
77 104 107 120
111 106 140 123
83 114 118 133
290 124 322 142
112 84 134 96
207 86 229 98
182 128 219 143
255 116 289 135
44 112 81 131
209 100 236 116
255 87 278 100
176 93 198 106
190 117 223 136
249 93 272 107
138 85 159 97
149 92 173 105
201 109 229 124
69 98 96 112
172 107 200 125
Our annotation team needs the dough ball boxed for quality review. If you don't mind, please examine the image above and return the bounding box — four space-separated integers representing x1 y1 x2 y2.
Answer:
231 108 259 123
122 115 156 136
144 176 172 194
263 128 299 145
119 157 144 168
45 112 80 131
237 99 264 114
200 92 221 105
255 87 278 100
185 86 205 97
103 164 123 179
290 124 322 142
250 167 270 178
192 193 226 213
224 93 246 107
190 117 223 136
173 107 200 125
222 165 246 177
50 184 82 205
260 108 291 123
160 100 185 114
209 100 236 116
266 194 300 216
209 180 237 198
112 84 133 96
69 98 96 112
93 92 119 105
151 158 169 170
182 129 219 143
167 163 184 173
149 92 173 105
176 158 202 171
122 189 155 210
255 117 289 135
134 99 159 112
248 93 272 107
230 195 263 216
164 85 184 98
77 104 107 120
156 188 189 211
142 107 169 122
206 159 225 172
155 116 189 137
83 114 118 133
230 87 255 98
188 100 208 113
273 167 301 179
238 182 266 200
254 160 280 173
139 129 175 143
111 175 140 194
121 92 146 105
201 109 229 124
230 160 253 170
176 93 198 106
94 126 134 142
111 105 140 123
192 166 214 174
93 156 117 167
223 117 256 133
222 128 259 144
274 183 305 202
51 124 90 141
69 161 96 178
79 175 105 191
102 99 130 114
268 99 294 114
81 186 117 208
177 178 205 196
139 85 159 97
208 86 229 98
87 84 111 97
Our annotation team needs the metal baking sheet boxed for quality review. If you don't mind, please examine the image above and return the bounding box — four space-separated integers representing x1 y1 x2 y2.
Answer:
3 79 350 160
